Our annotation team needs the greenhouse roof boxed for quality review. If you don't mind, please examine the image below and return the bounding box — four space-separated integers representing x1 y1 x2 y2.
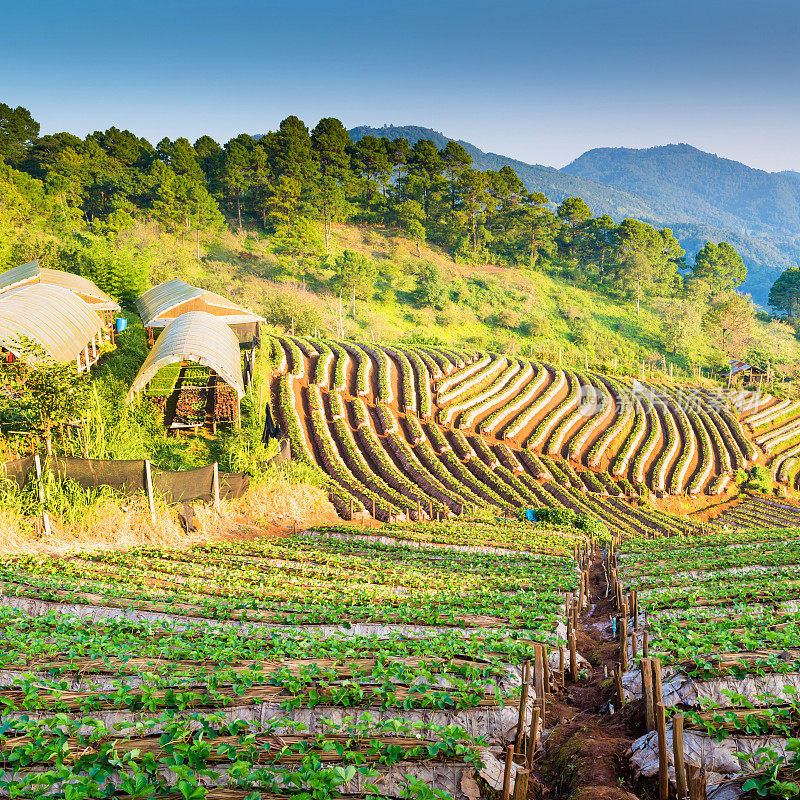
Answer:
0 260 120 312
127 311 245 401
135 279 264 328
0 284 105 363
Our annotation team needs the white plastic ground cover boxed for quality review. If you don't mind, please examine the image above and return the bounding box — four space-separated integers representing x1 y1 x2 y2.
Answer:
1 698 537 749
1 593 566 640
622 666 800 707
302 529 532 557
0 755 499 800
629 725 789 795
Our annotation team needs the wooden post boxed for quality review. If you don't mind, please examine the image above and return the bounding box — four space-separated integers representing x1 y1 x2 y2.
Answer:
429 499 433 518
651 658 664 705
372 497 376 519
511 768 529 800
643 629 649 658
501 744 514 800
33 453 51 538
569 632 578 682
641 657 655 732
673 713 687 800
534 645 546 724
144 459 156 526
656 701 669 800
620 613 628 672
514 681 529 755
212 462 220 513
525 706 540 766
350 497 353 519
615 665 625 707
688 766 706 800
559 645 565 686
632 590 638 630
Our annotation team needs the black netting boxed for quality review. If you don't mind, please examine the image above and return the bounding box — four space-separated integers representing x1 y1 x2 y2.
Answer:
0 456 35 489
0 457 250 506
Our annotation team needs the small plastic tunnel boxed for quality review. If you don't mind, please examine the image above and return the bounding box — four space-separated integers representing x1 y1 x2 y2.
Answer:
126 311 245 431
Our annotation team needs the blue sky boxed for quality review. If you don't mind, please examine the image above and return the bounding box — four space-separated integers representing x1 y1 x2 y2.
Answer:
3 0 799 171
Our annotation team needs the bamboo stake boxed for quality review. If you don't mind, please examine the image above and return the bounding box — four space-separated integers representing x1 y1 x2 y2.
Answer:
615 665 625 707
652 658 664 705
656 701 669 800
620 613 628 672
569 632 578 682
212 461 220 514
514 681 529 755
501 744 514 800
641 657 655 732
525 707 540 767
144 459 156 526
33 453 51 538
511 768 529 800
673 712 687 800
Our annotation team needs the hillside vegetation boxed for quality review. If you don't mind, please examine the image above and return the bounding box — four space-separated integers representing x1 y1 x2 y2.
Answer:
353 126 800 303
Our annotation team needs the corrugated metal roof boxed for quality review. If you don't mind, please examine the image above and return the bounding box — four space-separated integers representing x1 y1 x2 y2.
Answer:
135 278 264 328
729 359 767 376
0 284 104 363
127 311 245 401
0 260 120 312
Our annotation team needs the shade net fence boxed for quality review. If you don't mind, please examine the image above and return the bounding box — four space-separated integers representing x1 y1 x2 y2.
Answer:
0 456 250 505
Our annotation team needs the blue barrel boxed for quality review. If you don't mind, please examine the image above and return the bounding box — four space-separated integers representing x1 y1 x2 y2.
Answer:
115 317 127 333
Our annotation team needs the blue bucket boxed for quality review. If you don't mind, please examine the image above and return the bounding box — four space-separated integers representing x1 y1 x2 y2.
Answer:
115 317 127 333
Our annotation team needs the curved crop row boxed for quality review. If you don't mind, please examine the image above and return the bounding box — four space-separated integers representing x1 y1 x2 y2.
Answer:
460 360 534 432
700 400 747 471
503 367 565 441
589 380 635 470
277 375 313 465
437 355 506 407
631 395 661 485
360 344 393 405
566 376 615 462
756 417 800 453
774 445 800 482
479 362 546 436
697 405 731 476
350 397 446 514
704 393 756 463
324 388 412 515
420 348 455 377
410 347 444 381
279 336 306 378
305 384 387 517
517 450 552 480
443 360 522 428
341 343 371 397
651 394 681 492
424 424 512 510
745 397 796 428
528 371 580 451
288 335 319 358
311 339 334 387
686 408 715 495
384 346 415 413
436 352 489 395
330 342 350 392
374 405 470 513
663 392 696 494
405 350 433 418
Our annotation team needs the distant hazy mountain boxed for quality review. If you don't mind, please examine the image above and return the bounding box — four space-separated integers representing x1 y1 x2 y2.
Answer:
350 126 800 304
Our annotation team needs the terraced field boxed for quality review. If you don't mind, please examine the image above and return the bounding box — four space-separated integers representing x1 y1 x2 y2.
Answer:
268 336 787 530
0 519 592 799
615 527 800 797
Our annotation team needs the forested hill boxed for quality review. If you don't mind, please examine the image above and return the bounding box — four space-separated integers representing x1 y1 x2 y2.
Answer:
563 143 800 237
350 126 800 304
348 125 658 220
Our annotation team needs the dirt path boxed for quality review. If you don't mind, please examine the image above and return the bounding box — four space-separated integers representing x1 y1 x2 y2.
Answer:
536 553 642 800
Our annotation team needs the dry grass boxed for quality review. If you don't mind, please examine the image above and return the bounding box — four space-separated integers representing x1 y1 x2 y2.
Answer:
0 475 338 556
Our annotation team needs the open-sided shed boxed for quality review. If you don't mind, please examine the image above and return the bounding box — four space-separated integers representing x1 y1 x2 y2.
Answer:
127 311 245 430
0 261 120 332
0 284 105 370
135 279 264 345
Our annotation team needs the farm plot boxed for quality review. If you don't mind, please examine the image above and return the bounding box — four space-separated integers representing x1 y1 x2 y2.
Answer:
0 519 587 800
708 496 800 531
269 336 761 521
612 528 800 798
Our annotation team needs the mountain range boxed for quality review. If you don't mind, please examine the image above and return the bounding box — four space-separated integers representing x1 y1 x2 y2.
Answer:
349 125 800 305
